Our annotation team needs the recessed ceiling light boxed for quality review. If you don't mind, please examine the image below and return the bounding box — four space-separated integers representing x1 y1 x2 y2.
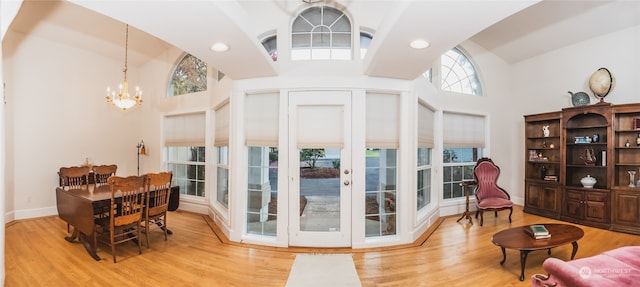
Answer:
410 39 430 49
210 42 230 52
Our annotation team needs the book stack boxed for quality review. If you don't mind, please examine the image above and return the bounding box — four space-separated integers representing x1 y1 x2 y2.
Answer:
526 224 551 239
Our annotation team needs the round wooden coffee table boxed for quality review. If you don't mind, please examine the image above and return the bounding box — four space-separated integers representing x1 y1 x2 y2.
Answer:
491 223 584 281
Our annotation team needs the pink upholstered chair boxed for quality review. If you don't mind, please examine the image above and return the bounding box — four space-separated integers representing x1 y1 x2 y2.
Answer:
473 157 513 226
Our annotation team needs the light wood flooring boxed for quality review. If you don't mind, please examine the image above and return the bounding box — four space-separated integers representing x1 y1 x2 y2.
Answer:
5 206 639 286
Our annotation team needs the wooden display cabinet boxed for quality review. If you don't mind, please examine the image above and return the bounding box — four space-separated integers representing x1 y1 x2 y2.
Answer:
610 104 640 234
560 104 611 228
524 112 562 217
524 103 640 234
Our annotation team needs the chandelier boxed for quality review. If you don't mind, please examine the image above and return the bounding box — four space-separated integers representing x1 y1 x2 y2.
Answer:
106 24 142 110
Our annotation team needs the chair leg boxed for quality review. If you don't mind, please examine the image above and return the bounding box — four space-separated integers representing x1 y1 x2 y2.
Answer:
137 223 142 255
508 207 513 223
145 220 151 249
494 210 498 217
475 210 479 219
479 210 484 226
111 231 117 263
163 216 168 241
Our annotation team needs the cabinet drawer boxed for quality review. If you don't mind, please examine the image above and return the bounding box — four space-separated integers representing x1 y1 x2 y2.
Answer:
566 191 582 201
586 192 607 202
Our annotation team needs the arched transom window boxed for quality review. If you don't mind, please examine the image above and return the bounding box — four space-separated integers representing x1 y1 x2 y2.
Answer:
440 47 482 96
291 6 352 60
168 53 207 97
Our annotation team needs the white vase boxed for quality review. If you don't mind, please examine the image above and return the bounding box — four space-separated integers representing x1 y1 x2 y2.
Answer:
580 175 597 188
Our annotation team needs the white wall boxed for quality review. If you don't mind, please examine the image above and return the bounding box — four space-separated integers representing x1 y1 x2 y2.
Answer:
3 29 151 220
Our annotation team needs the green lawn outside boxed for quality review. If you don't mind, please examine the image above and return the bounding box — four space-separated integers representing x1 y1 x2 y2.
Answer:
365 149 380 157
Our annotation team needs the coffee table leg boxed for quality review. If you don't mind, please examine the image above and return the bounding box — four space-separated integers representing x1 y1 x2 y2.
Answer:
571 241 579 260
499 247 506 265
519 250 530 281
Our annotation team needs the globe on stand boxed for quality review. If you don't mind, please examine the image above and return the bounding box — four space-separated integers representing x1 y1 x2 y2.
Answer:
589 67 615 103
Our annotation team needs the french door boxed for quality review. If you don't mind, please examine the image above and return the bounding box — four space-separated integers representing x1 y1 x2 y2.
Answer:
288 91 352 247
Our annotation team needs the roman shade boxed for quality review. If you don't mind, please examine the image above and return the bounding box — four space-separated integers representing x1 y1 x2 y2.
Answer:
164 112 206 146
245 92 279 146
443 111 485 148
296 105 344 149
366 92 399 148
418 103 435 148
214 103 230 146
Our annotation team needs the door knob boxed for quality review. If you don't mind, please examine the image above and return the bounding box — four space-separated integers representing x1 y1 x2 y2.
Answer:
344 170 350 175
343 180 350 186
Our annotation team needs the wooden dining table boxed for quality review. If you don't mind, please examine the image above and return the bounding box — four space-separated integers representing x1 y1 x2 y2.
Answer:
56 184 112 260
56 184 177 261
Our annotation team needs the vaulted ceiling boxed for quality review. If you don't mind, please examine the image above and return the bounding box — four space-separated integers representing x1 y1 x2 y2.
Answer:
6 0 640 81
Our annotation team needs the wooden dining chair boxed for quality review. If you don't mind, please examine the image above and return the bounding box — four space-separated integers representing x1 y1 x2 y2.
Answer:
94 175 147 263
59 166 92 232
59 166 91 189
143 171 173 248
92 164 117 185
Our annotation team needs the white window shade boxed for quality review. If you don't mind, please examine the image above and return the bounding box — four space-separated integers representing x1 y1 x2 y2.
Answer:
164 112 206 147
418 104 435 148
443 112 485 148
245 93 279 146
296 105 344 149
214 103 230 146
366 93 399 148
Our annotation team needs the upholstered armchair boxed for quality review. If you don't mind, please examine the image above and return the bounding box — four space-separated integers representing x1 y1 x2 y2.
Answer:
473 157 513 226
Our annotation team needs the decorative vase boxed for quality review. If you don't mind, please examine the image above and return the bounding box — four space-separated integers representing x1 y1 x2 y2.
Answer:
580 175 597 188
568 91 590 107
628 170 637 187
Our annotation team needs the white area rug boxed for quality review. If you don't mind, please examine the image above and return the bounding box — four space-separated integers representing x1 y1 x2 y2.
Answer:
286 254 362 287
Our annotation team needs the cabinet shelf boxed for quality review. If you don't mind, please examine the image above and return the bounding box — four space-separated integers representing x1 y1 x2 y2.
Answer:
566 165 606 168
566 143 607 146
528 160 560 164
566 125 608 129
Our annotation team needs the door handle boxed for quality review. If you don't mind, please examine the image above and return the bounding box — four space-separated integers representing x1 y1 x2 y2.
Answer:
343 180 350 186
344 169 350 175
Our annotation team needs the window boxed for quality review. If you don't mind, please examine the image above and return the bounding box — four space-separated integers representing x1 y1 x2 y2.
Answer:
215 103 230 207
360 32 372 59
164 112 206 197
443 148 479 199
441 47 482 96
442 112 485 199
261 35 277 62
216 146 229 208
417 104 435 210
247 147 278 236
365 93 399 237
168 53 207 97
291 6 352 60
245 92 279 236
167 147 205 196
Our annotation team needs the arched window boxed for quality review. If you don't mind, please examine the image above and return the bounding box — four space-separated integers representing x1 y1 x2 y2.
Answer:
360 32 372 59
291 6 352 60
261 35 277 62
440 47 482 96
168 53 207 97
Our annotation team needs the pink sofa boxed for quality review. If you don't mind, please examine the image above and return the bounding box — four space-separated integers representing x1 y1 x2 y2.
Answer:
531 246 640 287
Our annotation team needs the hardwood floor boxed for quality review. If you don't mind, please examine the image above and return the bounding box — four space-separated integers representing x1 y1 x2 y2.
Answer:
5 206 639 286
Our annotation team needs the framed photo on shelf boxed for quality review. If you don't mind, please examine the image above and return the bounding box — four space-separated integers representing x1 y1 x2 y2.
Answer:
634 118 640 130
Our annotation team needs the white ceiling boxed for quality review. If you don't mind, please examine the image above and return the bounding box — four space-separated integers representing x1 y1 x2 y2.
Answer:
7 0 640 80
